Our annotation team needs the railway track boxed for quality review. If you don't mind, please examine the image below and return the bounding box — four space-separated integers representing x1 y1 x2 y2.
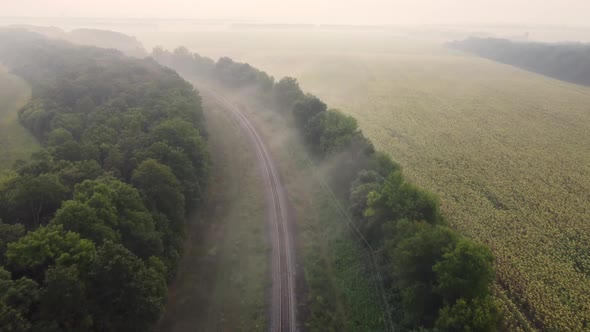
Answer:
202 87 297 332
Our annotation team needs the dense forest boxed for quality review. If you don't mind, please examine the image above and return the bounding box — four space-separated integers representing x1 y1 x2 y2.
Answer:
0 29 209 331
9 25 148 58
448 37 590 86
153 48 499 331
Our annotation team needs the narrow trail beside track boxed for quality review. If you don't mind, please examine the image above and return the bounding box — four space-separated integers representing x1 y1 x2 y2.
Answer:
201 87 298 332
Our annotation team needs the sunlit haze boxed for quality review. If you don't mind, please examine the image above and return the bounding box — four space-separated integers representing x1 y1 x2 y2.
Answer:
3 0 590 25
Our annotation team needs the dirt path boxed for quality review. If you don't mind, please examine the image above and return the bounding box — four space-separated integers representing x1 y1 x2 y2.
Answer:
200 87 298 332
157 91 268 332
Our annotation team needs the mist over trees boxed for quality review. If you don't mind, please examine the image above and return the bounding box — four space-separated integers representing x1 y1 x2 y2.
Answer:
449 37 590 86
0 29 209 331
153 47 499 332
8 25 148 58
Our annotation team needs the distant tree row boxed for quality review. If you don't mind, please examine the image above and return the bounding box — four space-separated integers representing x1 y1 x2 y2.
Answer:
0 30 209 331
152 46 275 93
449 37 590 86
153 47 499 331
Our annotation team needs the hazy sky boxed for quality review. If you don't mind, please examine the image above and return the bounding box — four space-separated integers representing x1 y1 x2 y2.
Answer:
3 0 590 25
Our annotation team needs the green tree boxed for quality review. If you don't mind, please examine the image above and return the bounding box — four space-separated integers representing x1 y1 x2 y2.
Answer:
88 242 166 332
366 151 400 178
51 200 119 244
390 223 458 327
54 159 103 189
38 265 93 331
292 94 327 128
3 174 69 228
47 128 75 147
0 223 25 265
132 159 185 228
14 150 53 177
50 113 85 139
376 171 441 225
435 297 498 332
0 301 31 332
148 120 209 205
73 177 162 259
0 267 38 326
274 77 304 109
349 170 384 222
0 31 211 331
304 110 361 156
434 238 495 302
149 118 207 170
5 225 95 281
140 141 200 206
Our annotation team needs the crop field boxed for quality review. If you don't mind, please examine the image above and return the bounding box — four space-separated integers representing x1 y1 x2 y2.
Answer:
0 66 38 176
133 28 590 331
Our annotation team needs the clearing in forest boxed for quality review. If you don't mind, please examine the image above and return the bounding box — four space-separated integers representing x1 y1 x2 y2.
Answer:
0 67 39 176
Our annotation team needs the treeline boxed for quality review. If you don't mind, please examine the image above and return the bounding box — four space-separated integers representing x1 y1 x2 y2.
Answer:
0 30 209 331
153 47 499 331
11 25 148 58
448 37 590 86
152 46 275 95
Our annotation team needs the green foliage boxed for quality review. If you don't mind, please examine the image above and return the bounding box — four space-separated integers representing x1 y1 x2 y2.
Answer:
88 242 166 332
0 267 38 331
0 30 210 331
0 223 25 264
274 77 305 109
389 223 458 327
51 200 118 244
379 171 441 225
217 57 275 91
131 159 186 276
366 151 401 178
38 266 92 331
132 159 184 229
72 177 162 259
0 272 39 318
434 238 494 302
349 170 384 223
5 225 95 280
1 174 69 229
148 119 209 205
153 46 216 82
0 300 31 332
47 128 83 162
305 110 362 156
435 297 498 332
292 94 327 129
53 159 104 189
154 48 274 94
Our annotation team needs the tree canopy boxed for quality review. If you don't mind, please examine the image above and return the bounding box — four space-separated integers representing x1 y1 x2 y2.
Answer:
0 29 209 331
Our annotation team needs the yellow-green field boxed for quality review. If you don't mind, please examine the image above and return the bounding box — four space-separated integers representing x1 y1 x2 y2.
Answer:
0 66 38 176
286 52 590 332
